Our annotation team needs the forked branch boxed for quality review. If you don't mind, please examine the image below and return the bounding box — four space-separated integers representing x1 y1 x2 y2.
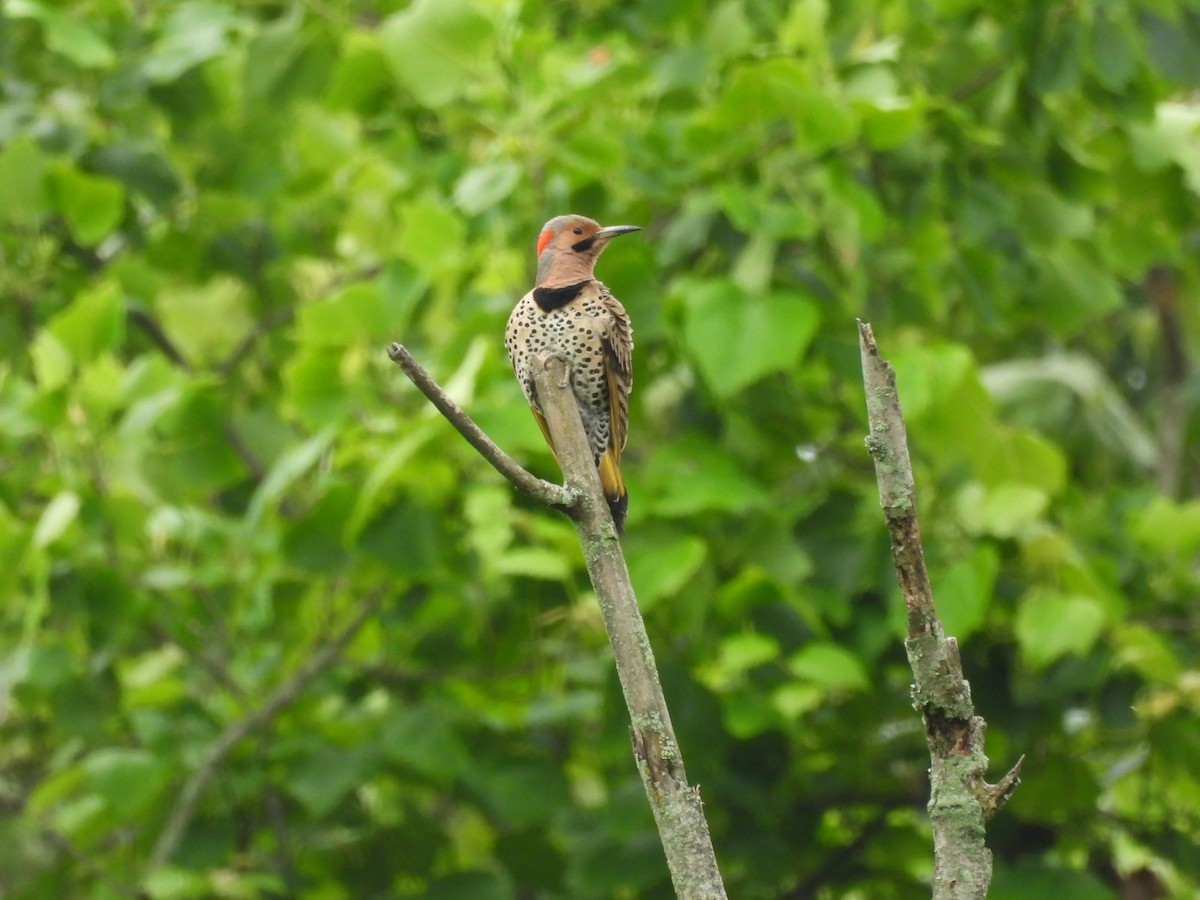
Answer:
388 344 727 899
387 343 575 510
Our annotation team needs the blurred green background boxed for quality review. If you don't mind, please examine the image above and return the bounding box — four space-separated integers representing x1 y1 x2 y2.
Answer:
2 0 1199 897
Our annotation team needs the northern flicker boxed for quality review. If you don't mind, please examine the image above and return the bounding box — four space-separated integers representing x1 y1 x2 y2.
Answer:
505 214 640 532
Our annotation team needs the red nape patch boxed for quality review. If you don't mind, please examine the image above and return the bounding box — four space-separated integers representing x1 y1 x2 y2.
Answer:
536 229 554 257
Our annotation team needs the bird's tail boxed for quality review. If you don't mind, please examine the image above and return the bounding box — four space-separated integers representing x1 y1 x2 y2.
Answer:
598 447 627 534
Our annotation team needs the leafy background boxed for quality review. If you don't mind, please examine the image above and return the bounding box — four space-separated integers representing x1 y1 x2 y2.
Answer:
2 0 1199 897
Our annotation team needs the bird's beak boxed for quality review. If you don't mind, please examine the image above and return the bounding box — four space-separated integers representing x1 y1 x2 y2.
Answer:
595 225 642 241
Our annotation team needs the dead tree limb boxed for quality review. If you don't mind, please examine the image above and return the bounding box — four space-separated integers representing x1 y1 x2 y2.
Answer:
857 320 1022 900
388 344 727 900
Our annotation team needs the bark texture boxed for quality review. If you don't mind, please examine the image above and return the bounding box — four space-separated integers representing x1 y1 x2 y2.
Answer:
858 321 1022 900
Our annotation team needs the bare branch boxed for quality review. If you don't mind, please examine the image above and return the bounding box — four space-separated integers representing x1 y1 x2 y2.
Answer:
386 345 726 897
531 353 727 899
858 320 1019 900
387 343 576 510
146 590 383 877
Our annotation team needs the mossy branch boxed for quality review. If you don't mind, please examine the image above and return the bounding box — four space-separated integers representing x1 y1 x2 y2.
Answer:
858 320 1022 900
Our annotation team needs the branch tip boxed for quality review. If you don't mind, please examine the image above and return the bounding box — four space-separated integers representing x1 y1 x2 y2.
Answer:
386 343 574 510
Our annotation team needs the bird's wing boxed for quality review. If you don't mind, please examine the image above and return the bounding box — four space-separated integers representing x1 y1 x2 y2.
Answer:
600 286 633 457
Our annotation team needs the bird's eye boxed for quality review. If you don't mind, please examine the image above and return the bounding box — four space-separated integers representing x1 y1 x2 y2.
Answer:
573 227 583 234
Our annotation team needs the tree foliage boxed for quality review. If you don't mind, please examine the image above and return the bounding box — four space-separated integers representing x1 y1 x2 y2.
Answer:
2 0 1199 897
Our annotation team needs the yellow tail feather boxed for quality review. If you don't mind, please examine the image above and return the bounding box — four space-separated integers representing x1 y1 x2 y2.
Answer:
597 448 628 534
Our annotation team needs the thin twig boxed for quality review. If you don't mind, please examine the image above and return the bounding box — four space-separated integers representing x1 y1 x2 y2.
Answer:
127 304 191 368
223 423 268 482
858 320 1020 900
145 590 384 876
386 343 576 510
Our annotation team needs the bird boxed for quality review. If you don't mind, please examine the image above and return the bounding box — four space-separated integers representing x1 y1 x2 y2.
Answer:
505 214 640 533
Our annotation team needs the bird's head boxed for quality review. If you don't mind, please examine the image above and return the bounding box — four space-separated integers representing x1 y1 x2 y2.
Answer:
535 214 640 287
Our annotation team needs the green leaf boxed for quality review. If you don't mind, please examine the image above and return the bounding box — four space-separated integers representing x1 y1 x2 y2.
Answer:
787 643 869 692
771 682 824 719
7 0 116 68
1036 244 1124 332
282 348 350 428
89 141 181 206
1015 184 1094 243
46 279 125 363
495 546 572 581
713 58 858 152
991 862 1112 900
1111 623 1181 684
395 196 467 279
1130 101 1200 195
295 283 391 349
1029 16 1083 95
730 232 778 294
700 632 780 691
30 331 73 392
32 491 80 549
1129 495 1200 558
379 0 494 108
118 645 187 708
1143 10 1200 87
981 354 1158 469
1088 11 1139 93
975 427 1068 495
624 534 707 609
641 439 768 517
141 2 242 83
681 279 820 397
150 389 247 494
22 643 77 689
452 162 521 215
242 10 307 103
141 866 212 900
794 90 858 151
859 98 921 149
154 277 253 366
882 342 976 418
703 1 755 61
325 31 392 111
931 546 998 641
0 137 48 225
955 482 1049 538
381 704 470 783
1015 589 1107 669
345 425 437 542
245 429 336 525
712 58 805 127
81 748 169 819
470 762 570 829
287 747 372 817
425 871 514 900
